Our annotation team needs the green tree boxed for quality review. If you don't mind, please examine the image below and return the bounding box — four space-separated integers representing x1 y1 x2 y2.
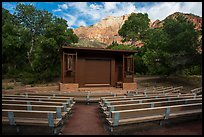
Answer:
106 41 136 50
118 13 150 43
32 17 78 81
133 47 148 75
142 28 171 75
116 13 150 75
2 4 78 83
14 3 52 71
163 15 201 74
2 8 29 76
142 15 201 75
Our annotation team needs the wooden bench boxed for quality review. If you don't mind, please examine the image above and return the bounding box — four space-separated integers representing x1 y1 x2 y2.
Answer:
153 86 174 91
2 100 72 113
65 91 116 103
2 109 62 134
2 94 75 104
2 97 74 108
102 95 202 110
191 87 202 95
104 98 202 117
165 103 202 119
106 103 202 131
65 91 117 103
87 92 116 102
100 95 157 107
153 86 164 91
142 86 183 96
129 86 181 96
102 95 201 107
2 104 68 119
101 94 183 108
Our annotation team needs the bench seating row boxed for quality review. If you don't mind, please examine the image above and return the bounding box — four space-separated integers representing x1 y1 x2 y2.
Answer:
98 93 202 132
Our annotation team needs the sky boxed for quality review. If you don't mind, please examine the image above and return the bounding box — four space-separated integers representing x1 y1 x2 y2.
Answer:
2 2 202 29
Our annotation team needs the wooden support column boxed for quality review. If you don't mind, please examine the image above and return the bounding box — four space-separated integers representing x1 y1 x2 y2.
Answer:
61 50 65 83
111 58 115 86
132 55 134 82
75 52 78 83
122 54 125 83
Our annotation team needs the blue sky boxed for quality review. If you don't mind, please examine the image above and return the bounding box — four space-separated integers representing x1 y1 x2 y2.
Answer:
2 2 202 29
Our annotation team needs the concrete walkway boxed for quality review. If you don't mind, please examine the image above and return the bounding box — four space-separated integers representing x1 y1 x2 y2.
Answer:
60 104 108 135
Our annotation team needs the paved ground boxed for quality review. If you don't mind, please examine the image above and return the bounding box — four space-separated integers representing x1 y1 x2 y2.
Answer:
136 120 202 135
60 104 108 135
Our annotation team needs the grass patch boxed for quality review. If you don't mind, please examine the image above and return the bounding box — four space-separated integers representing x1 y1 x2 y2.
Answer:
2 85 14 90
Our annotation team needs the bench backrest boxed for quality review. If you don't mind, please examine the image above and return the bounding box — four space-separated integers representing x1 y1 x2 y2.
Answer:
2 109 59 127
2 100 69 111
104 95 201 107
110 103 201 126
191 87 202 93
2 94 74 100
101 94 183 105
107 98 202 114
2 97 72 104
2 109 57 117
2 104 64 118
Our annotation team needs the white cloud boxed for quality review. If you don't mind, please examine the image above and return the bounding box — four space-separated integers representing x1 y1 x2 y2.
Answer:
53 8 62 12
66 2 88 12
179 2 202 17
136 2 202 21
63 14 77 28
77 20 87 27
111 2 137 17
103 2 119 11
53 2 202 28
89 3 103 10
59 3 68 10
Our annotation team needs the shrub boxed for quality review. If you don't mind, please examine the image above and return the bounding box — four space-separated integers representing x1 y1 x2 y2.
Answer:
2 85 14 90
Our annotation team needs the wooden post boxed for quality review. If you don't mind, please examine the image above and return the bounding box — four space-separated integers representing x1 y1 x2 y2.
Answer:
111 58 115 87
75 52 77 83
61 51 64 83
122 54 125 82
132 55 134 82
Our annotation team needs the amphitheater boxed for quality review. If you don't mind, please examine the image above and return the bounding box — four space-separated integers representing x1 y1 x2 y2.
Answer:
2 84 202 135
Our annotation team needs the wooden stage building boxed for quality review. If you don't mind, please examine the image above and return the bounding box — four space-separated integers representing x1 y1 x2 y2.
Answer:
59 46 137 91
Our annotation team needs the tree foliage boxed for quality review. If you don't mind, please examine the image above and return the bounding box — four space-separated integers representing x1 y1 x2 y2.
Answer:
142 15 201 75
2 4 78 83
114 13 201 75
118 13 150 42
107 41 136 50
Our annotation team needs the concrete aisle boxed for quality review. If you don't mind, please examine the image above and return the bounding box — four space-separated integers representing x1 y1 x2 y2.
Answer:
60 104 108 135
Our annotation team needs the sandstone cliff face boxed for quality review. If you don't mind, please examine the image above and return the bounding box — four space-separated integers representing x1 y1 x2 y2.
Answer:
73 14 130 46
73 12 202 48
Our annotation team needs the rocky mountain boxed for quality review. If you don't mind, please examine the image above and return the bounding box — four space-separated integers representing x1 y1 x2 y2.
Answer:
73 14 130 47
73 12 202 48
150 12 202 31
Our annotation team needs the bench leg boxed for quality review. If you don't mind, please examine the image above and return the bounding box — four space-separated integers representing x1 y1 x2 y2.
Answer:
52 127 59 135
198 114 202 120
109 126 114 132
16 126 20 133
159 121 163 126
159 120 166 126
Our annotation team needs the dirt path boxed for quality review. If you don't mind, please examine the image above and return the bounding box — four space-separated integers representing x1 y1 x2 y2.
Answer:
60 104 108 135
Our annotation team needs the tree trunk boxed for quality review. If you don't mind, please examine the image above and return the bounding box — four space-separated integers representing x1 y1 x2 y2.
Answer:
27 34 35 71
